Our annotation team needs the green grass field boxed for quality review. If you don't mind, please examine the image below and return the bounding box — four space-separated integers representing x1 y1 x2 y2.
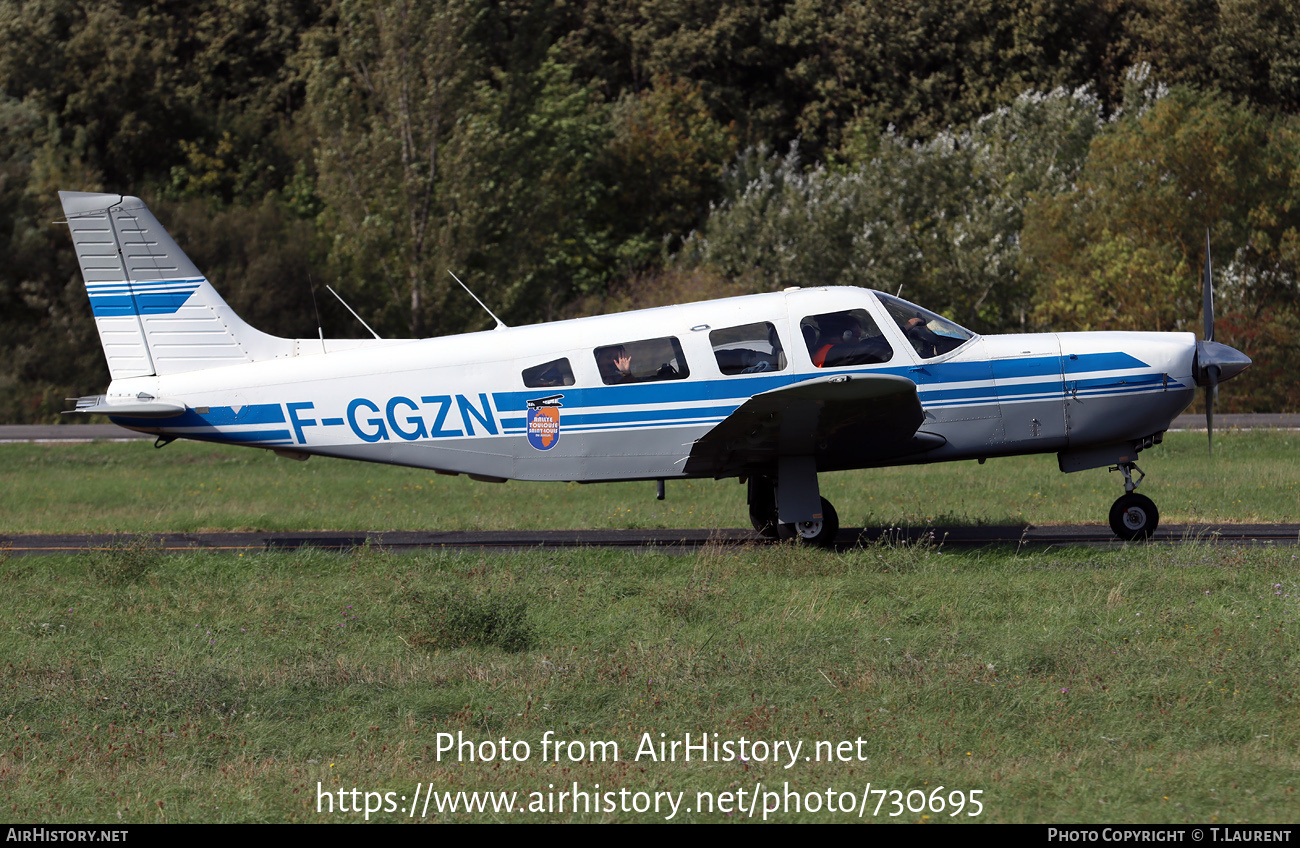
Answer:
2 430 1298 533
2 432 1298 823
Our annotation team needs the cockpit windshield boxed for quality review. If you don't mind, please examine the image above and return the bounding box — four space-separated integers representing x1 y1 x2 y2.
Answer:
874 292 976 359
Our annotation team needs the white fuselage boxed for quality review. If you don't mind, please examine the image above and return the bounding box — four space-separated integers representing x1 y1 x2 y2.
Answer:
105 287 1198 482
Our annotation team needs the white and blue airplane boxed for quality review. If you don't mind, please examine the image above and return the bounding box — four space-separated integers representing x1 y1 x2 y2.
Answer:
59 191 1251 544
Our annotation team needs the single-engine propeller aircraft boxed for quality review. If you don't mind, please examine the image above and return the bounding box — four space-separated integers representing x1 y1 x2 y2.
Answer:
59 191 1252 544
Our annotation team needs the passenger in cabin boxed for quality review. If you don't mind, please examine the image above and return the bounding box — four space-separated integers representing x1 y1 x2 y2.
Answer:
531 366 566 387
742 324 785 372
904 316 963 358
812 315 863 367
806 310 893 367
812 316 854 366
597 345 634 383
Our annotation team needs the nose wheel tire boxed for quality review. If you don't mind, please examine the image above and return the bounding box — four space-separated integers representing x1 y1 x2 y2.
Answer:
777 497 840 548
1109 493 1159 541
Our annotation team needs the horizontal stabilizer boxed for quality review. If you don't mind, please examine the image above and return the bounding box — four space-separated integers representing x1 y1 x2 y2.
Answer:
66 394 187 418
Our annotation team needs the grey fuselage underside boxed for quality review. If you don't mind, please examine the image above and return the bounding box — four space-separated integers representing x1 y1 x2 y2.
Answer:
121 387 1194 483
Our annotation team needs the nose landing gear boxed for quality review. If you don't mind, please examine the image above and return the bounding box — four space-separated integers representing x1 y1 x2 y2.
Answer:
1109 461 1159 541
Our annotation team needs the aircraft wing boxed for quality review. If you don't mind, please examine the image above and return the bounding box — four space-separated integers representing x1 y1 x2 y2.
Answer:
684 373 944 477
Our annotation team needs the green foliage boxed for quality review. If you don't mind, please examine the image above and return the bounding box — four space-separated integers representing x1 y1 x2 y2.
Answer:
604 76 739 268
773 0 1124 149
6 1 1300 415
1022 78 1300 408
681 86 1102 332
0 0 314 190
154 194 332 340
1124 0 1300 114
306 0 474 338
558 0 789 147
452 56 618 323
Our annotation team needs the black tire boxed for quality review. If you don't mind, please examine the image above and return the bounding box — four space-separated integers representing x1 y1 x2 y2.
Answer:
748 475 779 539
1109 493 1159 541
777 497 840 548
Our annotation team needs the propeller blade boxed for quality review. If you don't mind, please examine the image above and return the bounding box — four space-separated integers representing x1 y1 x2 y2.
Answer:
1194 230 1251 454
1204 386 1213 454
1203 229 1217 454
1204 365 1219 455
1203 228 1214 343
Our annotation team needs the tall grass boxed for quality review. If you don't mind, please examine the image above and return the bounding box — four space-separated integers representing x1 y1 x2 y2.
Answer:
4 540 1299 822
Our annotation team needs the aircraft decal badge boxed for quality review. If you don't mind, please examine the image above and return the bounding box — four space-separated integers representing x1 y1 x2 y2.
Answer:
526 394 564 450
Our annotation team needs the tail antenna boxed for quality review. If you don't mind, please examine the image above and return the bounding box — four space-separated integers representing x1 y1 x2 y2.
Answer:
308 273 326 353
325 285 383 340
449 270 508 331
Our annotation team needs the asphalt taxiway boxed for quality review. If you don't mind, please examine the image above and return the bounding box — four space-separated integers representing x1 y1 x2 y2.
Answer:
4 523 1298 556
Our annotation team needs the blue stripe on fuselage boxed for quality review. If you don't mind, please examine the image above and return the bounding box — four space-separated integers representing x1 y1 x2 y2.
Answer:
107 351 1164 443
492 352 1151 415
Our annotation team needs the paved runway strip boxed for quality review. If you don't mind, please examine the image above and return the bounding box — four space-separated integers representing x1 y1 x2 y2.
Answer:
4 523 1298 555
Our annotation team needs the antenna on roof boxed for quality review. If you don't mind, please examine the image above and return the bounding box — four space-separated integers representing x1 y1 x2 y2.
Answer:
325 285 383 340
308 274 326 354
450 270 508 331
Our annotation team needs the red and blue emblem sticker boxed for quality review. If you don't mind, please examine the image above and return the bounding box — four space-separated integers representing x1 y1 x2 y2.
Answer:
526 394 563 451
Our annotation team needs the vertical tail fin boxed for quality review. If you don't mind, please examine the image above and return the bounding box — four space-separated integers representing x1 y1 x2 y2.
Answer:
59 191 292 378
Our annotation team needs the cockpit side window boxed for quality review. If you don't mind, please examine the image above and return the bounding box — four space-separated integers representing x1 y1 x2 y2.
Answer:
522 358 575 388
709 322 786 375
875 292 975 359
800 309 893 367
594 337 690 385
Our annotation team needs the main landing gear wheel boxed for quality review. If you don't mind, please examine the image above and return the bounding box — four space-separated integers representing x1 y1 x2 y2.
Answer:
750 507 779 539
1109 493 1159 541
777 497 840 548
748 475 779 539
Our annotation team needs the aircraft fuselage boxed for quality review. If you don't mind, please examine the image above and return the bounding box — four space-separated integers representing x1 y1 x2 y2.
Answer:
103 287 1197 482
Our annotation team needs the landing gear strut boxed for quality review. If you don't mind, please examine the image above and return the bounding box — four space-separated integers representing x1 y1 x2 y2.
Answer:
1108 461 1159 541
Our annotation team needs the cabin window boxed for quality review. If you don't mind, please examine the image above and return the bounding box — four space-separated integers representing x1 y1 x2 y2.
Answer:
800 309 893 367
522 358 575 388
709 322 786 375
874 292 974 359
594 337 690 385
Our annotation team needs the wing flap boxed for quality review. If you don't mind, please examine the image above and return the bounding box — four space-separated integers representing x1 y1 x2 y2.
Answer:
684 373 941 476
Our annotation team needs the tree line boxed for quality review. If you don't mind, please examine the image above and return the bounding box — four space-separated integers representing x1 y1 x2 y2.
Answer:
3 0 1299 421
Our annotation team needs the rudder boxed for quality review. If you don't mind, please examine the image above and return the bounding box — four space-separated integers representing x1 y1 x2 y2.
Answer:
60 191 292 379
